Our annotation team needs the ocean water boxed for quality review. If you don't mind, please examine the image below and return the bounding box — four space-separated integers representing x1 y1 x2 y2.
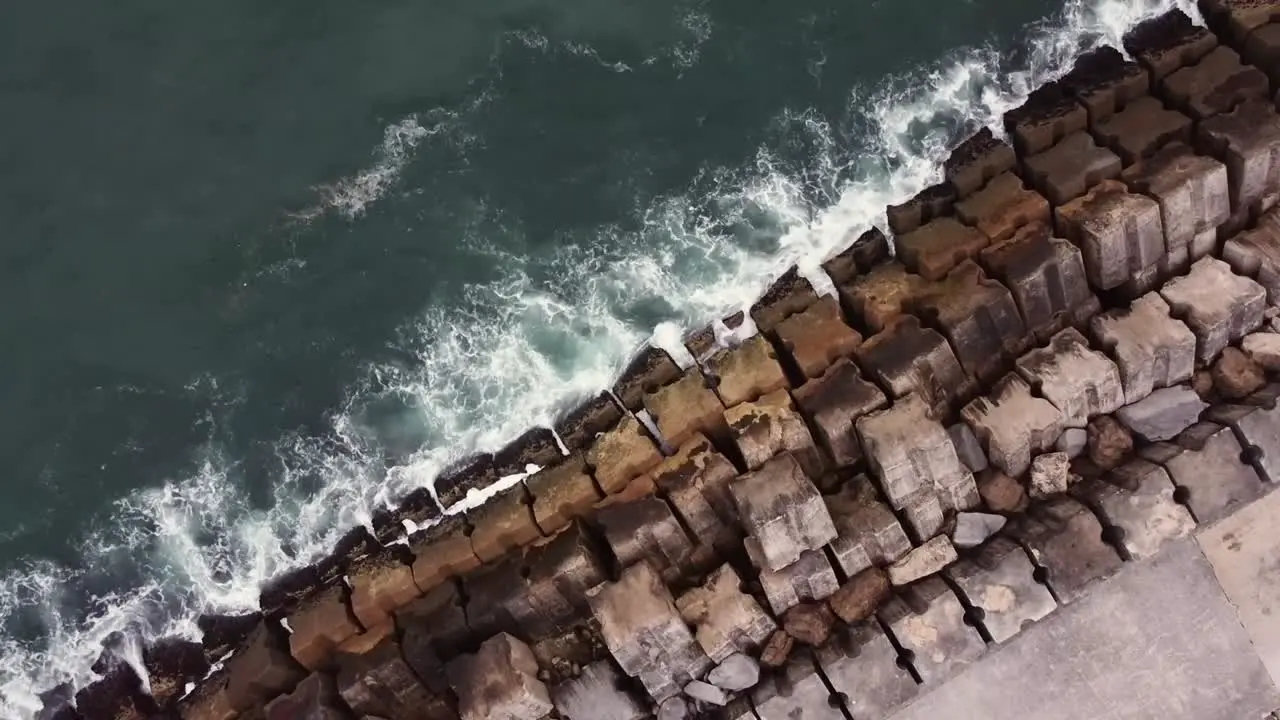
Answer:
0 0 1199 714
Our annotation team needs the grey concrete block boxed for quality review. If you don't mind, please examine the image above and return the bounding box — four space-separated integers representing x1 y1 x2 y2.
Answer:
756 548 840 616
949 423 988 473
731 452 837 573
1054 180 1165 292
1072 459 1194 561
824 480 912 577
552 661 649 720
1016 328 1125 428
815 622 917 720
961 374 1066 478
1007 497 1123 605
1159 257 1266 365
857 394 975 513
675 565 776 664
946 536 1058 644
1116 385 1207 442
879 577 987 685
1140 421 1266 525
1090 292 1196 404
751 650 844 720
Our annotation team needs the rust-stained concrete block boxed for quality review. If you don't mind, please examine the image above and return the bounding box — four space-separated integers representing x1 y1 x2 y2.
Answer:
886 182 957 236
1122 142 1230 269
1015 328 1124 428
335 622 449 720
946 536 1057 644
822 227 891 285
824 479 912 577
1060 45 1150 123
816 622 918 720
706 334 789 407
954 171 1050 243
751 650 845 720
409 514 482 593
551 661 649 720
1223 207 1280 305
1007 497 1123 604
773 295 863 380
878 577 986 685
1140 421 1267 524
613 345 683 413
556 391 624 454
676 564 777 663
751 266 820 333
725 389 823 478
1072 458 1195 561
1003 82 1088 156
446 633 553 720
1162 45 1269 120
945 127 1017 198
1090 292 1197 403
1093 96 1191 166
978 222 1099 343
1201 0 1280 45
263 673 347 720
287 584 363 671
839 261 928 333
857 393 978 515
647 433 741 553
792 357 888 468
1198 99 1280 213
1025 132 1122 206
1123 9 1218 81
346 545 420 631
586 561 713 702
757 548 841 615
1159 257 1266 365
1054 180 1164 292
894 217 991 281
492 426 564 480
731 452 837 573
913 260 1029 383
854 315 975 418
467 482 542 563
526 454 602 536
962 373 1066 478
596 496 705 585
587 413 663 494
434 453 498 510
644 368 726 449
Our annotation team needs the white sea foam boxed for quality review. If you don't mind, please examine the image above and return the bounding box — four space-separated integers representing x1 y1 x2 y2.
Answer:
0 0 1202 716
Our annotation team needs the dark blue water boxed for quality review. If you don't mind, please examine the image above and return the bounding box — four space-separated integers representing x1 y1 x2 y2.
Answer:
0 0 1194 713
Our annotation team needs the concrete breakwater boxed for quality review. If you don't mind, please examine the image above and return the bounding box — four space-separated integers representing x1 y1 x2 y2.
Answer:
38 2 1280 719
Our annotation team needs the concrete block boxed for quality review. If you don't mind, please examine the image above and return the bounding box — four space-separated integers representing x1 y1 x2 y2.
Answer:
1002 82 1088 156
644 368 725 450
821 227 891 285
1198 99 1280 212
978 222 1099 343
396 582 470 693
815 622 918 720
369 488 443 545
823 480 912 577
345 546 419 632
962 373 1067 478
878 577 986 685
446 633 553 720
792 358 888 469
1060 45 1150 123
1207 386 1280 482
613 345 683 412
1161 45 1269 120
757 548 840 615
467 482 542 563
1140 420 1267 524
1116 384 1208 442
263 673 347 720
1121 142 1230 265
1024 131 1122 206
857 393 976 512
886 182 957 235
914 260 1029 383
1094 96 1191 166
1090 292 1197 403
1160 256 1267 364
946 536 1057 643
894 216 991 281
434 453 498 510
773 295 862 380
1243 20 1280 84
1201 0 1280 45
1054 180 1164 292
409 516 481 596
854 315 974 419
726 390 823 479
492 426 565 480
1122 8 1219 81
551 661 648 720
945 127 1017 197
286 584 363 671
648 434 742 553
751 266 819 333
1015 328 1125 427
954 172 1050 243
504 522 609 639
586 562 713 702
676 564 776 663
887 535 959 586
1007 496 1124 604
1072 458 1195 560
949 422 988 473
586 413 663 495
838 261 927 332
707 334 789 407
899 488 948 540
750 650 844 720
597 496 704 585
1223 206 1280 305
730 452 837 573
220 623 306 712
334 623 443 720
556 391 624 454
526 454 602 535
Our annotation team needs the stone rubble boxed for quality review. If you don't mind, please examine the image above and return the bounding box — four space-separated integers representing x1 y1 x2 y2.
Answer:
887 535 959 586
952 511 1009 549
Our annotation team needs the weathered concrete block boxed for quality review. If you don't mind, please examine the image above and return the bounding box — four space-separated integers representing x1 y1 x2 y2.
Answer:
756 548 840 615
1140 420 1267 524
187 625 305 716
730 452 837 573
1160 257 1267 364
644 368 726 449
526 454 602 536
726 389 823 478
978 222 1099 343
492 426 565 480
878 577 986 685
287 584 363 671
613 345 683 412
824 480 912 577
370 487 443 545
1060 45 1150 123
467 482 543 563
335 622 444 720
1072 458 1195 560
1223 207 1280 305
839 261 927 332
945 127 1017 198
792 358 888 468
597 496 704 585
894 216 991 281
587 413 664 494
396 582 470 693
914 260 1029 383
263 672 347 720
1116 385 1208 442
1123 8 1219 81
587 562 713 702
1007 496 1123 604
822 227 891 286
773 295 862 380
1201 0 1280 45
946 536 1058 643
954 172 1050 243
1003 82 1088 156
1094 96 1191 166
962 373 1067 478
1161 45 1269 120
434 453 498 510
854 315 974 419
751 267 820 333
1054 180 1164 292
886 182 957 235
1198 99 1280 213
857 393 976 513
1121 142 1230 268
751 650 845 720
1015 328 1124 428
1090 292 1197 404
345 545 419 632
551 661 648 720
556 391 624 454
1024 132 1122 206
707 334 789 408
676 564 776 663
1242 20 1280 84
887 535 959 587
1207 386 1280 482
409 514 482 593
899 488 948 541
949 422 988 473
648 433 741 552
816 622 918 720
503 522 609 639
1242 332 1280 370
446 633 554 720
